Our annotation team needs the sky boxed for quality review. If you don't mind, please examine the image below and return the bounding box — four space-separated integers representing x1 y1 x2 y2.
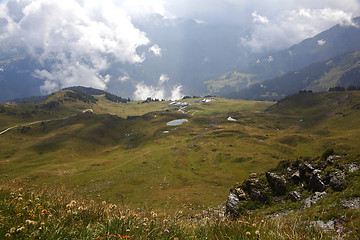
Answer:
0 0 360 99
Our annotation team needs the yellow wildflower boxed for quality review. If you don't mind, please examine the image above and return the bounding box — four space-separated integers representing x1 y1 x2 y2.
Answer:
5 233 11 238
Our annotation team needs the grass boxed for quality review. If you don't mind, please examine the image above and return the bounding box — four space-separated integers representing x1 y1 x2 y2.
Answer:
1 91 360 238
0 185 334 239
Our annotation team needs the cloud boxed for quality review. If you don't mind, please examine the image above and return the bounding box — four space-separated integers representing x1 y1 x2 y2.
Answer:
317 39 326 46
170 85 183 101
0 0 150 93
148 44 162 56
252 11 269 24
133 82 165 100
241 8 358 52
159 74 169 84
133 74 183 100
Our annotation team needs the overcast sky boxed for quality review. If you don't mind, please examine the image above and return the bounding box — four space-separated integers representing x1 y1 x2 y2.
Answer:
0 0 359 98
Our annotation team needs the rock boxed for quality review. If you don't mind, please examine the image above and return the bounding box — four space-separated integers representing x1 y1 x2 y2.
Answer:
249 189 266 203
289 191 301 202
266 172 287 195
299 163 315 181
341 198 360 209
310 220 335 231
291 171 301 184
309 170 326 192
329 171 346 191
225 190 240 217
304 191 327 208
233 187 247 200
225 187 247 217
326 155 342 165
348 163 359 173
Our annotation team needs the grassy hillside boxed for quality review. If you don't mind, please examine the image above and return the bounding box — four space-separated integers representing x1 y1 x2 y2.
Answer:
234 50 360 100
1 90 360 238
207 17 360 98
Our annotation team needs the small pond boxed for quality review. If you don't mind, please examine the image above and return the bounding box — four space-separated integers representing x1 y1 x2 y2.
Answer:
166 119 188 126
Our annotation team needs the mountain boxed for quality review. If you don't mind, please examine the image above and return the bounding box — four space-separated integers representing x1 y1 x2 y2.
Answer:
233 50 360 100
209 17 360 97
0 15 252 102
1 90 360 238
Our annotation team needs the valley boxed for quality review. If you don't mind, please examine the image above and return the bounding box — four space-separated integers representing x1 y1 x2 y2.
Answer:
1 89 360 238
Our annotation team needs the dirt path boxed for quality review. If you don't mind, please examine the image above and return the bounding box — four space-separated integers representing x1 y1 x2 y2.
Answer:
0 114 78 135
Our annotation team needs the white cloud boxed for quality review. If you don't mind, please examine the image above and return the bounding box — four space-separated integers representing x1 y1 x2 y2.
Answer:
133 82 165 100
159 74 169 84
252 11 269 24
0 0 150 93
170 85 183 101
148 44 162 56
317 39 326 46
118 76 130 82
241 8 358 52
266 56 274 63
133 75 183 100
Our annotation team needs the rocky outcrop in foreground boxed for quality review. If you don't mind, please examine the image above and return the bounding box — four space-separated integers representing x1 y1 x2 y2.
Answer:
226 154 359 218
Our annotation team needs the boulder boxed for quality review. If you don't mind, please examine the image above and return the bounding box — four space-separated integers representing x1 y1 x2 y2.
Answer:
289 191 301 202
225 187 247 217
310 220 335 231
326 155 342 165
266 172 287 195
329 171 346 191
304 191 327 208
348 163 359 173
299 163 315 181
225 190 240 217
249 189 266 203
309 170 326 192
291 171 301 184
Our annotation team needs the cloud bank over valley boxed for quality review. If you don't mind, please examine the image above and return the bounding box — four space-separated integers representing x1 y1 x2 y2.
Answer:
0 0 359 100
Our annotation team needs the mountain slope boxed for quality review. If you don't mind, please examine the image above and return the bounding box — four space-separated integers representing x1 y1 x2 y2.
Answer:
233 50 360 100
209 17 360 97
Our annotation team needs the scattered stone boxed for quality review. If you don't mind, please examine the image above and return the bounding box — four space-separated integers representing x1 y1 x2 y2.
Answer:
304 191 327 208
266 172 287 195
309 170 326 192
348 163 359 173
326 155 342 165
329 171 346 191
310 220 335 231
341 198 360 209
225 190 240 217
234 187 247 200
249 189 266 203
299 163 315 181
289 191 301 202
291 171 301 184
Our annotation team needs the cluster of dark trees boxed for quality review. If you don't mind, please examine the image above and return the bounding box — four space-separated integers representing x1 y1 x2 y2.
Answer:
141 97 165 103
104 93 130 103
64 90 98 103
329 86 360 91
182 95 215 99
298 90 313 94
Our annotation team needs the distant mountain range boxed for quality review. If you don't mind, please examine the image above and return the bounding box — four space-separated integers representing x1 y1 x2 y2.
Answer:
209 17 360 98
232 50 360 100
1 16 360 102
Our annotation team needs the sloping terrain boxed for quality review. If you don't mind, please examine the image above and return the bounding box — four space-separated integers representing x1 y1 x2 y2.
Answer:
209 17 360 97
233 50 360 100
1 90 360 215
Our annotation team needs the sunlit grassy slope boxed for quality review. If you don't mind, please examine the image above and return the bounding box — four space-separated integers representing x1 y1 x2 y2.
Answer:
1 90 360 214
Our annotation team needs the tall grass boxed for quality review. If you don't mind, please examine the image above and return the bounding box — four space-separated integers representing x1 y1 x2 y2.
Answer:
0 184 335 239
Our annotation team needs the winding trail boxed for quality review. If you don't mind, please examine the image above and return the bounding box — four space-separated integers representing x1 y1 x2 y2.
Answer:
0 114 78 135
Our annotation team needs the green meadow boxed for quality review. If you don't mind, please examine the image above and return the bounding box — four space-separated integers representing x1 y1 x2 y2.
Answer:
1 90 360 238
